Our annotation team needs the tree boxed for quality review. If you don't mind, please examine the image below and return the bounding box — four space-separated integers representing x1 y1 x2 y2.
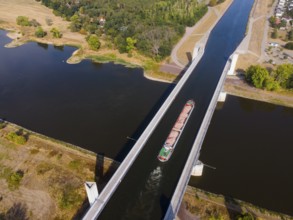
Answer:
50 27 62 38
209 0 217 6
284 42 293 50
264 77 279 91
16 16 31 26
269 16 277 28
35 26 47 38
245 65 269 89
87 35 101 50
271 28 278 39
288 31 293 41
70 14 82 32
274 64 293 89
126 37 137 53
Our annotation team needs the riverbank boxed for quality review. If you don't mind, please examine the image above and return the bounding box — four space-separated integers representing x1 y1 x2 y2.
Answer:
1 119 292 219
179 186 293 220
0 120 119 219
0 0 178 83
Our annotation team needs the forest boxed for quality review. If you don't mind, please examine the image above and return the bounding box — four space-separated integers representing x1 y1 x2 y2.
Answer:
39 0 208 59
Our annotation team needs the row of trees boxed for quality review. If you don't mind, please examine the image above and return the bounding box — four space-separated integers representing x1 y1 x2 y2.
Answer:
39 0 208 59
245 64 293 91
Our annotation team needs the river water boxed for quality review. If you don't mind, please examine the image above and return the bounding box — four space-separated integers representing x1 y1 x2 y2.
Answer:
0 30 172 161
0 0 293 216
190 95 293 216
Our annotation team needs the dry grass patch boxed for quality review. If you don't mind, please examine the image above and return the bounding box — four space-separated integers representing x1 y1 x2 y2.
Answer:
0 122 115 219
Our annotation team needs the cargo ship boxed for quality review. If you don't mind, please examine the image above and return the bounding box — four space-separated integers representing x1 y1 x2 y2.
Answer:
158 100 195 162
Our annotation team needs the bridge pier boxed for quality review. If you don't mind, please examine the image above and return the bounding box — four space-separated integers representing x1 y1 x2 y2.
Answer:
191 160 204 176
192 46 201 60
217 92 227 102
227 53 239 75
85 182 99 206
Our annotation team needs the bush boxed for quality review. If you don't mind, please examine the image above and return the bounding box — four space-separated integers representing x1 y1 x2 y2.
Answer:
35 26 47 38
6 132 27 145
237 212 255 220
209 0 217 6
50 27 62 38
68 159 81 170
16 16 31 26
59 184 82 209
284 42 293 50
30 19 41 27
288 31 293 41
245 65 270 88
264 77 280 91
7 170 24 190
86 35 101 50
36 163 53 175
271 28 278 39
0 121 5 129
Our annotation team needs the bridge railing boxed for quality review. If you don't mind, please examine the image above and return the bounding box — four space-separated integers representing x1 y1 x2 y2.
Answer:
164 55 232 220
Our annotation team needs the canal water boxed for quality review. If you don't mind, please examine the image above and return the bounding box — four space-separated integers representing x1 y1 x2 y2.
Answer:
0 0 292 217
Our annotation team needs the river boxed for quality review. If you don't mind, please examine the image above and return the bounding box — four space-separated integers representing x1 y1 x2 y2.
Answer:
190 95 293 216
0 30 172 161
0 0 292 217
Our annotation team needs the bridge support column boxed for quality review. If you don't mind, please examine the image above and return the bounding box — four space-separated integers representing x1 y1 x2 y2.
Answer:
218 92 227 102
227 53 239 75
191 160 204 176
192 46 201 60
85 182 99 206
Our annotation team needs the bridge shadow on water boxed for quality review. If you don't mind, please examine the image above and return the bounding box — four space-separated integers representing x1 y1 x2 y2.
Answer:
160 194 173 220
72 67 187 219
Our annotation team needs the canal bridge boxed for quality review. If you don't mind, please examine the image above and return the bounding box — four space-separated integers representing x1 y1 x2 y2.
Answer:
83 0 253 219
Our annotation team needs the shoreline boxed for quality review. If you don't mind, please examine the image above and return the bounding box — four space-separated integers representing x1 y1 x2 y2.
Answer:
0 0 292 108
0 119 119 219
1 119 292 219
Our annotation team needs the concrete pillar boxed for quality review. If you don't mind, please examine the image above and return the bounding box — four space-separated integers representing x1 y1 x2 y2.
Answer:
191 160 204 176
227 53 239 75
218 92 227 102
85 182 99 206
192 46 200 60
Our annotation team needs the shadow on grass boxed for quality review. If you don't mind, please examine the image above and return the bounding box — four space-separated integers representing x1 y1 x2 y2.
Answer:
0 202 29 220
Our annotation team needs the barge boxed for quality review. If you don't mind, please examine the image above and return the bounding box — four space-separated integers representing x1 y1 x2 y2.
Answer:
158 99 195 162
